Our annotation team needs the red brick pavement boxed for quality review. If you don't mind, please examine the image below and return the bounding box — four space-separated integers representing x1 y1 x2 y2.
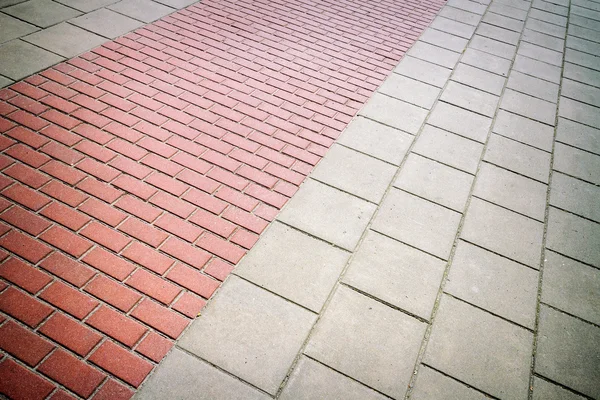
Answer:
0 0 444 397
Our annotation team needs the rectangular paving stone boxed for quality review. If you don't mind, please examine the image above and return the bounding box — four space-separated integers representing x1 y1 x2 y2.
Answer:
22 23 107 58
337 117 413 166
107 0 175 23
484 134 551 183
526 17 566 38
421 28 469 53
513 54 562 83
406 41 461 69
518 42 563 66
476 23 521 45
562 79 600 108
533 377 587 400
135 349 270 400
3 0 81 28
311 144 397 203
523 29 565 52
152 0 196 7
570 14 600 32
0 76 13 89
343 230 446 320
565 48 600 72
542 251 600 326
495 0 530 11
440 81 499 117
461 48 512 76
378 74 441 109
413 124 484 174
358 93 428 134
550 172 600 222
424 295 533 399
430 16 476 38
412 365 485 400
178 276 316 395
394 153 473 212
55 0 117 11
500 89 557 125
446 0 487 14
553 142 600 184
235 222 349 313
569 24 600 43
69 8 143 39
533 0 568 15
470 35 517 59
451 63 505 95
483 12 524 32
278 179 376 251
438 6 482 26
489 3 528 20
556 117 600 154
0 13 38 44
530 8 567 25
535 305 600 399
493 109 554 151
546 207 600 267
280 357 387 400
446 241 539 328
564 62 600 89
393 56 452 88
305 285 426 399
507 70 559 103
0 40 63 80
427 102 492 143
474 162 547 221
461 197 544 267
572 4 600 22
372 188 461 260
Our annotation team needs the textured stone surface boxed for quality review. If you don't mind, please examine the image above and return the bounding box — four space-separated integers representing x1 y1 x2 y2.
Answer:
427 102 491 143
411 366 487 400
22 23 107 58
69 8 143 38
359 92 428 134
546 207 600 267
0 40 63 80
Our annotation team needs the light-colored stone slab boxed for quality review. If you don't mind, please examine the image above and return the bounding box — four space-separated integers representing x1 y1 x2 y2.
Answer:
438 5 482 26
55 0 117 11
546 207 600 267
0 40 63 81
0 13 38 44
411 365 486 400
533 0 568 16
451 63 505 95
484 134 551 183
358 93 428 134
108 0 175 23
526 16 566 38
518 42 564 67
562 79 600 108
500 89 557 125
476 23 521 45
0 76 13 88
556 117 600 155
178 276 316 395
470 35 517 59
421 28 469 52
3 0 81 28
507 70 559 103
440 81 499 118
152 0 196 8
559 97 600 133
565 48 600 72
550 172 600 222
493 110 554 151
431 16 476 39
305 285 426 399
489 3 528 20
427 102 492 143
393 56 452 88
379 73 441 109
69 8 143 39
567 35 600 56
523 29 564 52
343 230 446 320
461 48 512 76
447 0 487 14
564 62 600 89
278 179 376 251
532 377 586 400
513 54 562 83
553 142 600 185
483 12 524 32
22 22 107 58
406 41 461 69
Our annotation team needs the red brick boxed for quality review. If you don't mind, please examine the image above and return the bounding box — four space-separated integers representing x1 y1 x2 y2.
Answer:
0 358 55 400
172 291 206 318
121 241 174 274
87 306 147 347
145 172 188 196
231 228 259 249
149 191 195 218
76 177 123 203
0 287 53 327
72 108 111 128
40 141 84 165
223 206 268 234
0 320 55 366
73 123 113 145
118 217 168 248
8 110 50 131
41 180 88 207
0 230 52 263
40 201 91 231
113 174 157 200
0 205 51 236
139 153 183 177
49 389 77 400
89 341 153 387
110 155 153 179
81 222 131 252
126 269 181 305
171 151 211 174
137 137 177 158
76 158 121 182
4 161 50 187
155 213 202 242
114 195 162 223
92 379 134 400
39 312 102 356
38 349 106 398
182 188 227 214
3 183 51 211
11 81 49 99
83 247 136 281
40 226 93 257
84 275 141 312
203 258 234 281
75 140 117 163
176 168 220 193
166 263 219 299
131 298 188 339
40 160 86 185
41 124 82 146
40 281 98 319
5 143 50 167
41 109 81 129
245 183 288 208
136 331 173 362
0 258 52 294
39 252 96 288
79 198 127 227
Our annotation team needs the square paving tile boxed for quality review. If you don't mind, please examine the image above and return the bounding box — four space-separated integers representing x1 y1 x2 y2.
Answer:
343 230 446 320
500 89 557 125
446 241 539 328
484 134 551 183
278 179 376 251
378 73 441 109
542 251 600 325
358 93 428 134
424 295 533 399
411 365 486 400
553 142 600 185
54 0 117 11
427 102 491 143
406 41 461 69
550 172 600 222
135 348 270 400
280 356 387 400
108 0 175 23
535 305 600 399
0 13 38 44
461 198 544 268
22 22 107 58
393 56 452 88
440 81 499 118
0 39 63 80
413 125 484 174
69 8 143 38
235 222 349 313
546 207 600 267
556 118 600 155
451 63 505 95
3 0 81 27
337 117 413 166
311 144 397 203
493 110 554 151
178 276 316 395
394 153 473 212
305 285 426 399
533 377 587 400
372 188 461 260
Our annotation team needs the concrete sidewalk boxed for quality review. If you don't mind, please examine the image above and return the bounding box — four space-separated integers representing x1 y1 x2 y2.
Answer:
137 0 600 398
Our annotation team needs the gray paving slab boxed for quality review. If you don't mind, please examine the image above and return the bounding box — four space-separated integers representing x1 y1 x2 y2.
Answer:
553 142 600 184
476 23 521 45
0 76 13 88
507 70 560 103
406 41 461 69
427 102 492 143
0 0 28 7
461 197 544 267
107 0 175 23
474 162 547 221
564 62 600 89
135 349 270 400
438 5 482 26
550 172 600 222
532 377 586 400
151 0 196 7
461 48 512 76
569 24 600 43
279 357 388 400
556 117 600 154
542 251 600 325
562 78 600 108
495 0 531 11
446 0 487 14
431 16 477 38
178 276 316 395
523 29 565 51
337 117 413 165
68 7 143 39
3 0 81 28
500 89 557 125
446 241 539 328
278 179 377 251
484 134 551 183
470 35 517 59
22 22 107 58
535 305 600 399
411 365 486 400
358 93 428 134
530 8 568 25
483 12 525 32
573 0 600 11
235 222 349 313
546 207 600 267
413 124 484 174
565 48 600 72
489 3 528 20
570 14 600 32
378 73 441 109
424 295 533 399
526 17 567 38
420 27 469 53
305 285 427 399
311 144 396 203
372 188 462 260
451 63 505 95
567 35 600 56
513 54 562 83
394 153 474 212
572 5 600 22
532 0 568 15
343 230 446 320
0 39 63 80
393 56 452 88
493 109 554 151
0 13 38 44
54 0 117 11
